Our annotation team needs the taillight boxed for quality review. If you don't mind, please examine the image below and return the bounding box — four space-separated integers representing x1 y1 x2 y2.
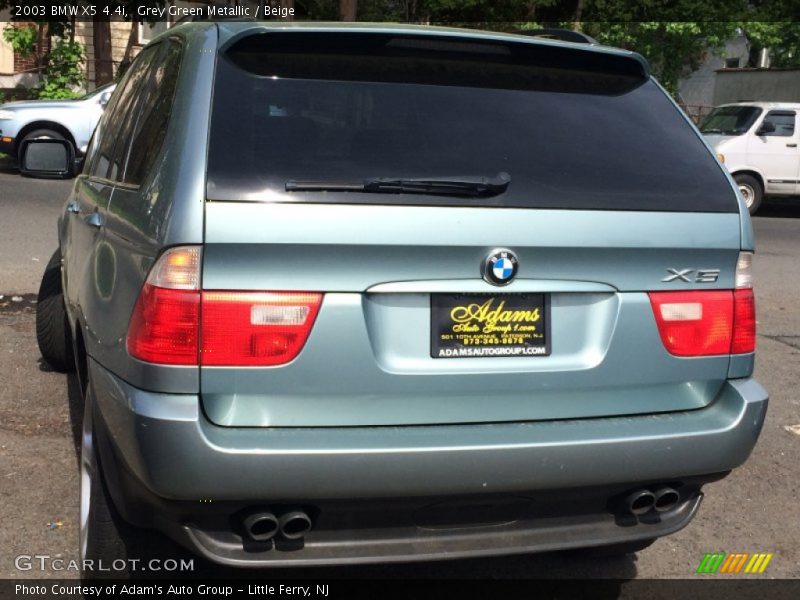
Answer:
127 246 322 366
732 251 756 354
731 289 755 353
200 291 322 366
649 252 755 357
127 247 202 365
649 291 734 356
734 252 753 289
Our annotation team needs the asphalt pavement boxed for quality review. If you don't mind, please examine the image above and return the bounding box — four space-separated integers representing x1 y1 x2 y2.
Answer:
0 159 798 579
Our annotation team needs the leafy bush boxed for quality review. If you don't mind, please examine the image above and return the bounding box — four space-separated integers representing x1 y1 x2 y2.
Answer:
2 25 37 58
38 39 86 99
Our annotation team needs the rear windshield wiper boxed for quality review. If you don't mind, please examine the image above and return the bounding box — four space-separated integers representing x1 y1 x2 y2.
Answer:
286 172 511 198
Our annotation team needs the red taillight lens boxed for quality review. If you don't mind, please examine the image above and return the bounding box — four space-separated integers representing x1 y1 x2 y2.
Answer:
649 291 733 356
127 247 202 365
200 292 322 366
127 284 201 365
732 288 756 353
649 290 755 357
127 247 324 367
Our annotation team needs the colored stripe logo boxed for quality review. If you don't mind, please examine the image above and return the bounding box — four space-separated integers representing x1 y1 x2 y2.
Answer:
696 552 773 574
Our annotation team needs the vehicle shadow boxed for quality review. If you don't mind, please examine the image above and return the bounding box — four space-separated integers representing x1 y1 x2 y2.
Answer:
756 198 800 219
0 156 18 174
182 547 639 582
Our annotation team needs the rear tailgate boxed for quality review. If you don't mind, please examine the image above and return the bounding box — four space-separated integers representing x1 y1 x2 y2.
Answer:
200 202 740 426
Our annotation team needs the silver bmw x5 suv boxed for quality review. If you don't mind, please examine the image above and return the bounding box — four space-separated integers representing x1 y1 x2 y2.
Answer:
28 21 767 573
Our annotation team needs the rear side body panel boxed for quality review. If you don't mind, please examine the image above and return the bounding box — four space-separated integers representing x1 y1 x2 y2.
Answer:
61 24 215 394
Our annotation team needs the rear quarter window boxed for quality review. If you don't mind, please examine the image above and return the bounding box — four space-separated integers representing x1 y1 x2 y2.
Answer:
206 32 737 213
123 39 182 185
89 45 160 181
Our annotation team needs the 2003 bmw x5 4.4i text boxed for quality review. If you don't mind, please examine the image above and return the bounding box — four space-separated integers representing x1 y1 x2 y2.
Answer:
28 21 767 573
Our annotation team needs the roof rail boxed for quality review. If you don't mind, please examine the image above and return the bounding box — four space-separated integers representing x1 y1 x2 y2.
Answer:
174 2 257 25
516 28 597 45
175 14 258 24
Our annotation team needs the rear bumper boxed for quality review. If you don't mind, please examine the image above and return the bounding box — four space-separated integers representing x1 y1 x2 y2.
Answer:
89 358 768 565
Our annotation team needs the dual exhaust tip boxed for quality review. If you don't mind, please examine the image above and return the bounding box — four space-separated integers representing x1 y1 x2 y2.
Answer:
242 509 312 542
624 487 681 516
243 489 680 539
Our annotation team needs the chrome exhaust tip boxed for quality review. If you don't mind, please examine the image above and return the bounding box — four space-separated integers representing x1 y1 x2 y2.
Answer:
278 510 312 540
242 511 279 542
653 487 681 513
625 490 656 516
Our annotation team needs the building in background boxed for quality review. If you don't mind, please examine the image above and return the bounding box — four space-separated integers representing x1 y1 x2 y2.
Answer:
679 31 800 121
713 68 800 105
677 33 750 122
72 20 151 88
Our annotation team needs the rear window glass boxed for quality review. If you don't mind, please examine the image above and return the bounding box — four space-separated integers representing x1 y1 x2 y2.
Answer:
207 32 737 213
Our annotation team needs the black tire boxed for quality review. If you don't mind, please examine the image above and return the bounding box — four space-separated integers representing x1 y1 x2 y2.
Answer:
734 173 763 215
21 128 65 144
81 382 187 580
83 456 184 580
16 129 69 172
19 128 66 160
36 250 75 372
83 444 132 579
83 445 173 580
574 538 656 557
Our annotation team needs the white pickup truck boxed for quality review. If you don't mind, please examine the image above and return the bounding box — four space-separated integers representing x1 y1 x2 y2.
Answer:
702 102 800 214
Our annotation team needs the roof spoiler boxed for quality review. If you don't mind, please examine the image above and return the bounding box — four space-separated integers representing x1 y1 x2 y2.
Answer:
516 28 597 45
221 29 650 93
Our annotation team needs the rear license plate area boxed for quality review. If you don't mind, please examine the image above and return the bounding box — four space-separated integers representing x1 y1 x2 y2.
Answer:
431 293 550 358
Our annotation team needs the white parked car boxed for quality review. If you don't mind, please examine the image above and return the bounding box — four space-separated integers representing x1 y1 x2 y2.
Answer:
0 83 116 162
702 102 800 213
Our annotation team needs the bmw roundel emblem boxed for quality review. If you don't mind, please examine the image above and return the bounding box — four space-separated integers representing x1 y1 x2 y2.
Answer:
483 249 519 286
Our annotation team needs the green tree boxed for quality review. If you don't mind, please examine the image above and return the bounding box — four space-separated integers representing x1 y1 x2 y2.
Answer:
412 0 555 25
2 24 37 57
740 22 800 68
38 39 86 99
0 11 85 98
2 23 49 77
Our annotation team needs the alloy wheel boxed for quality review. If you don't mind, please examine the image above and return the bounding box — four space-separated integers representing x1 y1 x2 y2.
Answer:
79 385 95 561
